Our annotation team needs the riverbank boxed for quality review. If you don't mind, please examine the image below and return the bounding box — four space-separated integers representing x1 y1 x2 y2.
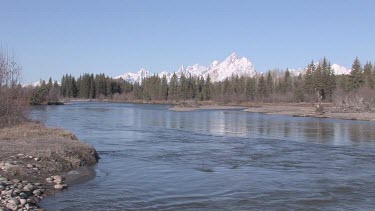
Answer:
243 103 375 121
62 98 375 121
169 104 247 111
169 101 375 121
0 122 99 210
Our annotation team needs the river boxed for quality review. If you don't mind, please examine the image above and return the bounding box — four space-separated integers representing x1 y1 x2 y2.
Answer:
31 102 375 210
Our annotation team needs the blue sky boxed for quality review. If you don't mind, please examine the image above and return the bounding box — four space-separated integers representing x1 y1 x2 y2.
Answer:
1 0 374 83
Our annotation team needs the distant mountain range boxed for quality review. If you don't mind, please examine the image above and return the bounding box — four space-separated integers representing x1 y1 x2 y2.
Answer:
115 53 256 83
25 53 352 86
115 53 351 83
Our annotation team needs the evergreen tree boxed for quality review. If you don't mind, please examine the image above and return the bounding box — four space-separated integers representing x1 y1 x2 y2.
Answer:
348 57 364 91
257 74 267 98
160 75 168 100
364 62 374 88
179 72 188 100
203 74 211 100
304 61 315 95
283 69 292 93
266 71 274 95
245 77 256 100
169 72 178 101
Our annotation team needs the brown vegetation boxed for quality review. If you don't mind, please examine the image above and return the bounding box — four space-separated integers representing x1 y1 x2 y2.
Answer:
0 122 99 184
0 51 29 128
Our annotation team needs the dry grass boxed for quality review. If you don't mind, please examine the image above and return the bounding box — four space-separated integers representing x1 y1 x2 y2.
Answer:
0 122 99 182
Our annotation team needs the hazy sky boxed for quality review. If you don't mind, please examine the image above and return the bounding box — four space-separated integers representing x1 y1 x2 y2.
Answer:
1 0 374 83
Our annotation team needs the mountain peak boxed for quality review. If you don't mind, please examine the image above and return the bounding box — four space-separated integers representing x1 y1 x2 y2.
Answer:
226 52 239 63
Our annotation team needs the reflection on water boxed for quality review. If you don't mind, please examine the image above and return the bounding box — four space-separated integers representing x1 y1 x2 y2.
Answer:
31 103 375 210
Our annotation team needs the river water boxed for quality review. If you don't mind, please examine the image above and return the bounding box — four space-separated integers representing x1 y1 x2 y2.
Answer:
32 102 375 210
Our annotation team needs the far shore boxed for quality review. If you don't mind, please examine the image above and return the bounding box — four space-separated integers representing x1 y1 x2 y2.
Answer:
169 102 375 122
60 98 375 122
169 105 247 112
0 122 99 210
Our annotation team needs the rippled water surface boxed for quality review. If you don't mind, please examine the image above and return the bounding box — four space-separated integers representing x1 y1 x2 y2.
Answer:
32 103 375 210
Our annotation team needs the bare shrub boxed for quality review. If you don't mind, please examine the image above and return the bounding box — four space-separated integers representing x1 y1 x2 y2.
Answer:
0 51 29 127
332 89 374 113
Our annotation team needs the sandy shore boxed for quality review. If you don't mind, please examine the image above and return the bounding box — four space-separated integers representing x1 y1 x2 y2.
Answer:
0 122 99 210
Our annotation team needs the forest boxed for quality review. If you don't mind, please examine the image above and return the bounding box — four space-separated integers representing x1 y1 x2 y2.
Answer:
30 57 375 110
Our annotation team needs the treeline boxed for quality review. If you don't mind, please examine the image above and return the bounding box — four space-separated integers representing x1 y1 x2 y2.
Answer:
54 57 375 104
60 73 132 99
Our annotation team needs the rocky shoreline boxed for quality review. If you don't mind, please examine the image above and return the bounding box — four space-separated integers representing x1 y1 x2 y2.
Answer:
0 123 99 210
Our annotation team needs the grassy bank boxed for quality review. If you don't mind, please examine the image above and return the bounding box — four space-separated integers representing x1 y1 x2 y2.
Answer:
0 122 99 210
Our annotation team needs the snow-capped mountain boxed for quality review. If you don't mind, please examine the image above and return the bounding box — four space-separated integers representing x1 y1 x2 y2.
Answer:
114 52 256 83
22 80 61 87
114 53 351 84
288 63 351 76
114 68 151 83
331 64 351 75
203 53 255 82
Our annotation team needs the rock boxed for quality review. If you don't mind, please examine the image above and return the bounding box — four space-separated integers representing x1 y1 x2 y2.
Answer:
19 192 28 199
53 175 63 184
52 175 62 180
5 203 17 211
11 188 20 196
7 198 19 206
11 179 20 184
19 198 27 206
22 184 34 192
26 197 36 205
33 189 42 196
54 184 66 190
34 183 41 187
34 157 40 161
45 177 53 182
26 164 34 168
0 185 4 191
33 167 39 171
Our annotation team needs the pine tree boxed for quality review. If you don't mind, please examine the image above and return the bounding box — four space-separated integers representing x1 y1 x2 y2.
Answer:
257 74 267 98
294 74 304 102
266 71 274 95
364 62 374 88
160 75 168 100
169 72 178 101
283 69 292 93
348 57 364 91
179 72 188 100
203 74 211 100
245 77 256 100
304 61 315 95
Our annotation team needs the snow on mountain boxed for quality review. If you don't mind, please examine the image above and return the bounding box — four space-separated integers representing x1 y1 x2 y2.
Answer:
288 63 351 76
115 52 256 83
114 68 151 83
23 80 61 87
203 53 255 82
288 68 305 77
114 53 351 84
331 64 351 75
